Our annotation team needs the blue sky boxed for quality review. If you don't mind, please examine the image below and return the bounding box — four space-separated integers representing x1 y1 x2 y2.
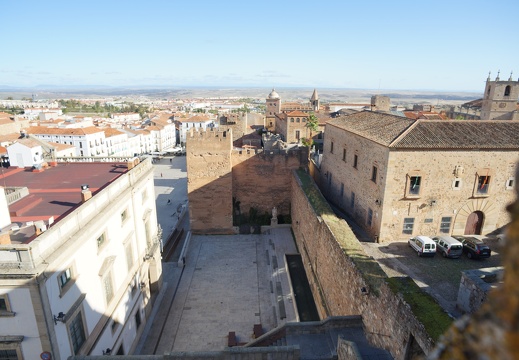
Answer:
2 0 518 91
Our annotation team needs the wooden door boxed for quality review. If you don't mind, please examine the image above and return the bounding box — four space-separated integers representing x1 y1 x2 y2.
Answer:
465 211 484 235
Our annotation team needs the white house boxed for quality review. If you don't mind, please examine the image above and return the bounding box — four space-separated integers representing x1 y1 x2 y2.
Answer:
27 126 107 157
6 138 44 168
175 114 217 145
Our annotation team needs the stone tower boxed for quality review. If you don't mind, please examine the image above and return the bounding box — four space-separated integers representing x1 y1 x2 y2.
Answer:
310 88 320 112
265 89 281 131
371 95 390 112
480 71 519 120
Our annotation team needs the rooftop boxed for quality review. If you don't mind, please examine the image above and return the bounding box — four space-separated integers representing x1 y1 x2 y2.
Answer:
2 162 129 243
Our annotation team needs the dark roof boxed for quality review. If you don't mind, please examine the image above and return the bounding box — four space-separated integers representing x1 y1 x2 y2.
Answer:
391 120 519 149
4 163 129 238
327 110 519 150
327 111 414 146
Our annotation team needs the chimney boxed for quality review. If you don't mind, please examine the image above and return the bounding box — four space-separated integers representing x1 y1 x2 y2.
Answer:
80 184 92 202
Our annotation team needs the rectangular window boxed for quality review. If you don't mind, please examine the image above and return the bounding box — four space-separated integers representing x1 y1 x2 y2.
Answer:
452 178 462 190
350 192 355 209
0 349 18 359
409 176 421 195
125 242 134 272
340 183 344 198
506 177 515 190
69 312 86 354
371 166 378 183
330 142 334 154
295 130 300 140
342 149 346 161
402 218 415 235
59 268 72 289
440 217 452 234
0 294 13 314
353 154 358 169
96 233 106 249
79 143 82 148
103 271 114 305
121 209 128 223
367 208 373 226
477 175 491 194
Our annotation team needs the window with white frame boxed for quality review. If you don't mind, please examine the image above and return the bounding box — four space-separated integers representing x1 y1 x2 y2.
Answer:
58 266 76 296
506 177 515 190
452 178 462 190
476 174 491 195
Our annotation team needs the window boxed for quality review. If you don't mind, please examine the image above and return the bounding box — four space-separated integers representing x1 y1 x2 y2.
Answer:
342 149 346 162
296 118 300 123
367 208 373 227
340 183 344 198
79 143 82 148
125 241 134 272
0 349 18 360
402 218 415 234
0 294 14 316
121 209 128 223
330 142 334 154
295 130 300 141
350 192 355 209
452 178 462 190
371 166 378 183
290 118 294 123
506 177 515 190
477 175 491 194
103 271 114 305
96 233 107 249
440 217 452 234
59 268 71 287
69 312 86 354
505 85 511 97
353 154 358 169
409 176 421 195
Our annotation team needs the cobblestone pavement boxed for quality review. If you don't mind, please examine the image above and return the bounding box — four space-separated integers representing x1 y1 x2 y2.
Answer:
361 238 503 318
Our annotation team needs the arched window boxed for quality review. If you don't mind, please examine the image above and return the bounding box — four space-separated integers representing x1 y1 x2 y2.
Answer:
504 85 511 96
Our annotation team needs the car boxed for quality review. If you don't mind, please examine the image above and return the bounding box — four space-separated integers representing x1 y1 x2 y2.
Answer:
408 235 436 257
432 236 463 258
453 236 492 259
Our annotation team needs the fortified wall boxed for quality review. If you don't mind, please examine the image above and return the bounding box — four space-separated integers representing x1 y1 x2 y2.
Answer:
187 129 307 234
186 129 234 234
291 170 440 359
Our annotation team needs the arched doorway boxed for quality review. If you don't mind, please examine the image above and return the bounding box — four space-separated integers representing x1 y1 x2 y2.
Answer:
465 211 484 235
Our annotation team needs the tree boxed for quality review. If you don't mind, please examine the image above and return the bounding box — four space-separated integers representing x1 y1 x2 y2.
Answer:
305 113 319 141
6 97 13 100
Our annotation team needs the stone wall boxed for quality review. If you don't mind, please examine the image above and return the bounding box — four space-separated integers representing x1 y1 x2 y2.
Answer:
232 149 307 217
186 130 234 234
291 171 436 359
187 129 307 233
456 267 503 314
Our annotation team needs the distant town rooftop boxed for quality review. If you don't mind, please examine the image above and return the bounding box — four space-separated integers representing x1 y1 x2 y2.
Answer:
2 162 130 243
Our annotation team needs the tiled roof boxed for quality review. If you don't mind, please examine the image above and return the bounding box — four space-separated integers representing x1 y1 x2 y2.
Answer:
12 138 41 148
327 111 414 146
329 111 519 149
391 120 519 149
0 112 14 125
48 141 75 150
27 126 104 136
103 128 125 137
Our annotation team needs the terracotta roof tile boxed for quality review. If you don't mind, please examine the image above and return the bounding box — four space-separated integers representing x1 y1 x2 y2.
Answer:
286 110 309 117
27 126 104 136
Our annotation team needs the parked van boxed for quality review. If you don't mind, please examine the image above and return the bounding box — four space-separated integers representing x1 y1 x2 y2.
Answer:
432 236 463 258
408 235 436 257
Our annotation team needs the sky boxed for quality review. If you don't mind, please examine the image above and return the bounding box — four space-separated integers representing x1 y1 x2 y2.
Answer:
2 0 518 92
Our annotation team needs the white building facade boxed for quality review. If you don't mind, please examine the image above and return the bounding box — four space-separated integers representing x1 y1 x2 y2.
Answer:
0 158 162 359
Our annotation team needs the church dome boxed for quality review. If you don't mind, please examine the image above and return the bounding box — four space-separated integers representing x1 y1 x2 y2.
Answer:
268 89 280 99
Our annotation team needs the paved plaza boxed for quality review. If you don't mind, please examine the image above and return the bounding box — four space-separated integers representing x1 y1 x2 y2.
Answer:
137 228 298 354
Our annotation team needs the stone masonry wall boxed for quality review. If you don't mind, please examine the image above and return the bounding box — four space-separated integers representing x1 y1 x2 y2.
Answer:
232 149 307 217
291 172 435 359
186 130 234 234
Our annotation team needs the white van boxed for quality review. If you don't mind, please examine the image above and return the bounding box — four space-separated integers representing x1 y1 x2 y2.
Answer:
408 235 436 257
432 236 463 258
